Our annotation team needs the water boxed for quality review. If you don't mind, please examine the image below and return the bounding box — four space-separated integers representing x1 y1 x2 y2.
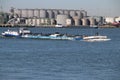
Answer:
0 27 120 80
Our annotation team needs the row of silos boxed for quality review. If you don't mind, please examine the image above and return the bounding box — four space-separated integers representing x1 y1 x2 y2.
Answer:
21 16 104 26
14 9 87 19
56 15 97 26
80 18 97 26
25 17 97 26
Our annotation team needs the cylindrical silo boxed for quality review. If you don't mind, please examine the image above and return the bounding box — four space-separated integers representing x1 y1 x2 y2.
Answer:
32 18 37 26
47 10 54 19
82 10 87 18
53 10 59 18
25 19 29 25
70 10 76 17
64 10 70 15
28 9 34 18
82 18 90 26
50 19 54 25
73 16 80 26
89 18 96 26
58 10 64 14
21 9 28 18
34 9 40 18
40 9 47 18
56 14 69 26
76 11 83 19
40 18 45 24
36 19 41 26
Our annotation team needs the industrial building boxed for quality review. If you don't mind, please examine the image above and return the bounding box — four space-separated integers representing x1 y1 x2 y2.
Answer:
7 8 102 27
14 8 87 19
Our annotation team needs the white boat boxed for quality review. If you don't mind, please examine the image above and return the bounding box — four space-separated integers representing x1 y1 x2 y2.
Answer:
90 25 98 28
1 28 31 37
55 24 63 27
1 29 19 37
83 36 111 42
19 28 31 35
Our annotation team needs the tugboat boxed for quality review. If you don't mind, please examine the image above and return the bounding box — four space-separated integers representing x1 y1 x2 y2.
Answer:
1 28 31 37
1 29 19 37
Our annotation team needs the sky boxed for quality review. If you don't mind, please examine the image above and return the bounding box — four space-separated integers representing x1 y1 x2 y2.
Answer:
0 0 120 17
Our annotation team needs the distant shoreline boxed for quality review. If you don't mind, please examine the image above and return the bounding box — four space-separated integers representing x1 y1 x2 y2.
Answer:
0 24 119 28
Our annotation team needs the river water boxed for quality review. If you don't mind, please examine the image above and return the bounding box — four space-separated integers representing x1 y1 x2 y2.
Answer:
0 27 120 80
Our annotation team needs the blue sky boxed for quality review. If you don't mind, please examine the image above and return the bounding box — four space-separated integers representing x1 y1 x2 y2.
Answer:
0 0 120 17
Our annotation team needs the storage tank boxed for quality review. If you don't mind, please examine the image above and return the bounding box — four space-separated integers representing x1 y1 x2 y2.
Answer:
73 16 81 26
28 9 34 18
36 19 41 26
50 19 54 25
21 9 28 18
40 9 47 18
53 10 59 18
56 14 69 26
32 18 37 26
89 18 96 26
25 19 29 25
47 10 54 18
34 9 40 18
70 10 76 17
82 18 90 26
64 10 69 15
58 10 64 14
82 10 87 17
76 11 83 19
40 18 45 24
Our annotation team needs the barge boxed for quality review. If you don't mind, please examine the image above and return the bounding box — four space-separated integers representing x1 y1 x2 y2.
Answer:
1 28 111 42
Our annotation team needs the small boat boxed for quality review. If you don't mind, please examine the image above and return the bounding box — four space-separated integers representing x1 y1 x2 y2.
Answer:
19 28 31 34
90 25 98 29
83 35 111 42
1 28 31 37
1 29 19 37
55 24 63 27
